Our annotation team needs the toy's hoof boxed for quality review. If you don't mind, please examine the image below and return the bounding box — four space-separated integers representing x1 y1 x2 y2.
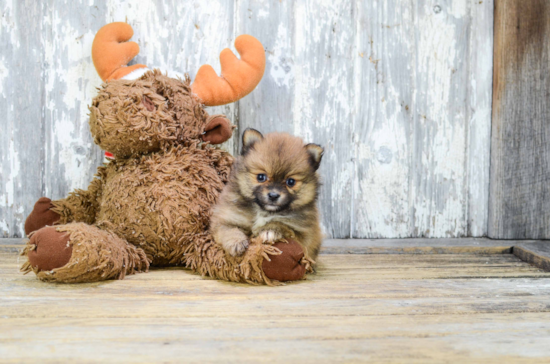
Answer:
262 239 306 282
27 226 72 272
24 197 60 236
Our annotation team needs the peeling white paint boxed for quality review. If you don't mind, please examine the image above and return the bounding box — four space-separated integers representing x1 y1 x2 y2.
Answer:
0 0 20 49
0 59 7 95
0 220 8 237
42 12 103 196
409 0 470 237
448 0 468 18
268 23 293 89
2 137 20 209
0 0 494 238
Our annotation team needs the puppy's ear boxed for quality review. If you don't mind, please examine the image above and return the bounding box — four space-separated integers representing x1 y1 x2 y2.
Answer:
305 143 324 170
242 128 263 155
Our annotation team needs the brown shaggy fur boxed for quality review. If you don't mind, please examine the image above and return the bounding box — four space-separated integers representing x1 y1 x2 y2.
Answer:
21 223 149 283
210 130 324 262
89 70 208 158
20 70 282 285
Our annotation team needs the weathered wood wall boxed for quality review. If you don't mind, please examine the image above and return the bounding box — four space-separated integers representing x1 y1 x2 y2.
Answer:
0 0 493 239
489 0 550 239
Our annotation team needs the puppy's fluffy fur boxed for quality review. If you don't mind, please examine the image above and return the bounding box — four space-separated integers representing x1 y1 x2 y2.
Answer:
210 129 324 260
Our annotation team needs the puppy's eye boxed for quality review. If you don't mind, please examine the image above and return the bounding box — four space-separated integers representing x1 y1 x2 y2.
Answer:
257 174 267 183
286 178 296 187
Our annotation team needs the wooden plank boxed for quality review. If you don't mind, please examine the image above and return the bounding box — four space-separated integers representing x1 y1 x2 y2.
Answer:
352 0 414 238
4 273 550 299
322 238 514 254
3 280 550 319
1 314 550 362
409 0 484 237
466 0 494 236
234 0 294 137
0 0 45 238
291 0 355 238
3 250 549 292
3 256 548 286
353 0 494 238
514 242 550 272
489 0 550 239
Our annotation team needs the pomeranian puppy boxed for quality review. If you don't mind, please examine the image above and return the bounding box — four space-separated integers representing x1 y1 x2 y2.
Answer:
210 128 324 260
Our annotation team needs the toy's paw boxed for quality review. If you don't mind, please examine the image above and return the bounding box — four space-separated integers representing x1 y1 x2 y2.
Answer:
26 226 72 272
262 239 307 282
24 197 60 236
225 236 250 257
259 230 283 244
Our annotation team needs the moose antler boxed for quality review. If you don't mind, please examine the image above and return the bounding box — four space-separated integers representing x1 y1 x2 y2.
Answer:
191 35 265 106
92 22 148 81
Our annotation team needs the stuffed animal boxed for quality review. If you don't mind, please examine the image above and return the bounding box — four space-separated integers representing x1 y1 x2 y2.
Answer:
20 22 312 285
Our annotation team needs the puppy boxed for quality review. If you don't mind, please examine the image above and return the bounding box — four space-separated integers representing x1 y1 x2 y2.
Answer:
210 128 324 260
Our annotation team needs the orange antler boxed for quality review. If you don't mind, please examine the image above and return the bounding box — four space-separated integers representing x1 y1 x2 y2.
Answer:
92 22 148 81
191 35 266 106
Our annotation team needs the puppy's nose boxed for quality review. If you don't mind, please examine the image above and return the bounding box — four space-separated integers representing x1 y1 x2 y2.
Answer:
268 192 280 201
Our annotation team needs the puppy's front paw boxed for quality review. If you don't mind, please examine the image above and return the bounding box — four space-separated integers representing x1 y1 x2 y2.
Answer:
259 230 283 244
224 237 249 257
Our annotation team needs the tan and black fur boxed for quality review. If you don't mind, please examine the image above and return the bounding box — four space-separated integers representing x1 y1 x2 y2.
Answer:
210 129 324 260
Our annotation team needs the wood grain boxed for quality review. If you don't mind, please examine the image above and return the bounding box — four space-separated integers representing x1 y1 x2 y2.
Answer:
1 245 550 361
489 0 550 239
353 0 493 238
41 1 106 207
353 0 414 238
0 0 45 238
1 0 495 238
2 315 550 363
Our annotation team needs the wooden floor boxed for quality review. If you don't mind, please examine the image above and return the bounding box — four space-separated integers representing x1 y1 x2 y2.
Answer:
2 240 550 363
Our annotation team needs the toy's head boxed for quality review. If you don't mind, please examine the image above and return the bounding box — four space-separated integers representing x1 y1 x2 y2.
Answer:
88 22 265 158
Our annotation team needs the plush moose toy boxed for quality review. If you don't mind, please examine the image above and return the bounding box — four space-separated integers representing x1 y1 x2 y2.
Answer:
21 22 311 285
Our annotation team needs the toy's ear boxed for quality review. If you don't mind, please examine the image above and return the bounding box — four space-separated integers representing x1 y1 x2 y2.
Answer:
242 128 263 155
202 116 233 145
305 144 324 171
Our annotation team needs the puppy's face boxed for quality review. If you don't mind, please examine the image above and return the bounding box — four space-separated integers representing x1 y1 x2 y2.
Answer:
236 129 323 213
